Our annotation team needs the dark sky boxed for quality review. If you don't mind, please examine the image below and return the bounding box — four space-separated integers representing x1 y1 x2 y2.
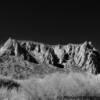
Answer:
0 1 100 49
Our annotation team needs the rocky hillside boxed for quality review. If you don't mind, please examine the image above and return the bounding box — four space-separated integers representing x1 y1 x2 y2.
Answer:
0 38 100 99
0 38 100 79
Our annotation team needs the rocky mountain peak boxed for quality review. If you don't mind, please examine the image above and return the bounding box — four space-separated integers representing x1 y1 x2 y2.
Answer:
0 38 100 76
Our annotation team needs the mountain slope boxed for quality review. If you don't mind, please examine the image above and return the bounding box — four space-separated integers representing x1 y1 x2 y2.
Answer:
0 38 100 80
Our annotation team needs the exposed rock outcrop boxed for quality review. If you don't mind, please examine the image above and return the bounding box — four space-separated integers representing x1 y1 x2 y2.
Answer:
0 37 100 76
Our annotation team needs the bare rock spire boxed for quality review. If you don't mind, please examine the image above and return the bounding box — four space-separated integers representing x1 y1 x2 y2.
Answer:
0 37 13 56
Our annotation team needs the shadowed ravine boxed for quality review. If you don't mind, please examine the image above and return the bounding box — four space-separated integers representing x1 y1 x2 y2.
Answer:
0 38 100 99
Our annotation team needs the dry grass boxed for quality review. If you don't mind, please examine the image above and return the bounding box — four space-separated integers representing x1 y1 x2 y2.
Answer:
1 72 100 100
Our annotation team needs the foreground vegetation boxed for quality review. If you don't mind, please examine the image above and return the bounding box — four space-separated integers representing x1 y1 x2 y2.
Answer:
0 72 100 100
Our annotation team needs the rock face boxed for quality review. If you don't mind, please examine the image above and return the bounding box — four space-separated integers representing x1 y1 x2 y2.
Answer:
0 37 100 79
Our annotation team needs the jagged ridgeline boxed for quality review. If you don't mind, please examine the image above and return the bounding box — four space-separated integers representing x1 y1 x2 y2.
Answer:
0 37 100 79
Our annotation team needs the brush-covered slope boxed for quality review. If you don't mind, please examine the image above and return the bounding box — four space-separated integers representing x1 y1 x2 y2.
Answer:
1 72 100 100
